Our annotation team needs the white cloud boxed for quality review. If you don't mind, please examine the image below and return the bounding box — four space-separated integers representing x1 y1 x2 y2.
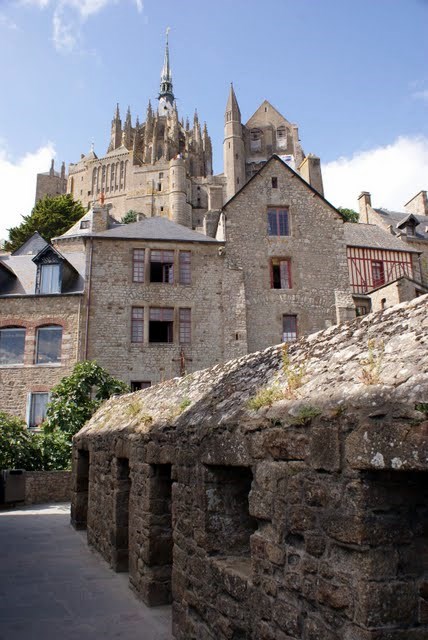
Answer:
413 89 428 103
0 13 19 29
0 142 56 241
323 136 428 211
21 0 143 52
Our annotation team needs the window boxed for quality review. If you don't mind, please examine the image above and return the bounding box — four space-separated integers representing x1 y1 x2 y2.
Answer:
271 258 291 289
356 306 368 317
157 183 162 191
131 381 151 392
271 177 278 189
0 327 25 365
149 307 173 343
159 172 164 179
179 308 191 344
250 129 262 152
150 250 174 284
28 392 49 429
268 208 289 236
35 326 62 364
277 126 287 149
179 251 191 285
80 220 90 229
131 307 144 343
282 315 297 343
132 249 145 282
39 264 61 294
371 260 385 288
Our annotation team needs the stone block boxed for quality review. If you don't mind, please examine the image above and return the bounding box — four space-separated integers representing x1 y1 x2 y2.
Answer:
310 424 341 471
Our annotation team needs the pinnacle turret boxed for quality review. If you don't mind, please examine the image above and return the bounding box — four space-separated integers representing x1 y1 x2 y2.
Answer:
225 83 241 122
158 27 175 115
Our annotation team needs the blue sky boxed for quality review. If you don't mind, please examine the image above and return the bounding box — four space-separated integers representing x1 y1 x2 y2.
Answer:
1 0 428 238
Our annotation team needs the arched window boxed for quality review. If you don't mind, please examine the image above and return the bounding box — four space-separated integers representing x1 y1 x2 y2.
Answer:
101 165 106 190
69 177 74 195
0 326 26 365
92 168 97 194
276 126 287 149
250 129 263 152
35 325 62 365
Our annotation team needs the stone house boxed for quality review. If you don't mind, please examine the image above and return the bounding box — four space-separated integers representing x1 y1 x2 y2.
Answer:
71 295 428 639
0 232 85 425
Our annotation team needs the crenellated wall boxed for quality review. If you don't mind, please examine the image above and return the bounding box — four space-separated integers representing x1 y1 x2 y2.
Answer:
72 295 428 639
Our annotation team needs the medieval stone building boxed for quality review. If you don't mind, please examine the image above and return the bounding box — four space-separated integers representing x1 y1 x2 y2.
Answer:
64 33 323 229
34 159 67 203
71 295 428 639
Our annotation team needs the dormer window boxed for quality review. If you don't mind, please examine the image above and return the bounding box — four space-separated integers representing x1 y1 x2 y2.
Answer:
80 220 90 230
39 264 61 294
405 223 416 237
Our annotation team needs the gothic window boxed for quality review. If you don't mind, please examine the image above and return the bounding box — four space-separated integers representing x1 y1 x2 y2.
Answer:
150 250 174 284
250 129 263 152
282 315 297 343
132 249 145 282
110 165 115 190
131 307 144 343
149 307 174 343
267 208 289 236
276 126 287 149
35 325 62 364
0 327 26 365
27 392 50 429
101 166 106 190
271 258 292 289
120 161 124 188
179 251 191 285
179 308 191 344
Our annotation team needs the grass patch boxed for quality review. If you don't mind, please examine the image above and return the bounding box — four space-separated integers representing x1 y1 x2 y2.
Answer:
359 339 385 385
248 386 284 410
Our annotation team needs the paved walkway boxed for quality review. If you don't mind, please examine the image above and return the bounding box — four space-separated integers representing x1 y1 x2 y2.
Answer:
0 503 172 640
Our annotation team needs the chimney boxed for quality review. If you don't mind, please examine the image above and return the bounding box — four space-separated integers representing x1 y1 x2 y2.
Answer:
90 204 111 233
404 191 428 216
358 191 372 223
298 154 324 196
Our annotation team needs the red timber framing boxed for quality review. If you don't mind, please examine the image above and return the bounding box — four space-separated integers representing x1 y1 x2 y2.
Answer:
347 246 413 294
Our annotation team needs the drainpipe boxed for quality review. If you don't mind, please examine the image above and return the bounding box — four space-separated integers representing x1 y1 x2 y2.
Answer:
84 237 94 360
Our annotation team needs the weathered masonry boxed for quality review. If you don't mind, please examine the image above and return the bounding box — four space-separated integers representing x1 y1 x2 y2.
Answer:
72 295 428 639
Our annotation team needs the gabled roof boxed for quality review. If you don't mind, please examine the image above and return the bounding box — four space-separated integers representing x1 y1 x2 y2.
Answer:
12 231 48 256
223 154 345 220
367 275 428 295
245 100 291 127
344 223 420 253
396 213 419 230
373 208 428 241
32 243 67 264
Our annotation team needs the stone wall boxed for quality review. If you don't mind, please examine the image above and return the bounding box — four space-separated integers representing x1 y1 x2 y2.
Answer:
73 294 428 638
223 156 354 353
0 295 84 419
25 471 71 505
83 237 247 386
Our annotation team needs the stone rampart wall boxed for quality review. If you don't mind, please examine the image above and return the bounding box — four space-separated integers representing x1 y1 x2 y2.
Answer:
72 295 428 639
25 471 71 505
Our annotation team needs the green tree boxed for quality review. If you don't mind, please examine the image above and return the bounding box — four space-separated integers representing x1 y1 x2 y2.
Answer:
5 194 86 252
44 361 129 438
121 210 138 224
0 412 71 470
338 207 359 223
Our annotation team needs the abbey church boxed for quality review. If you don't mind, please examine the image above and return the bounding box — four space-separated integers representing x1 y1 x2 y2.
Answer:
65 33 323 229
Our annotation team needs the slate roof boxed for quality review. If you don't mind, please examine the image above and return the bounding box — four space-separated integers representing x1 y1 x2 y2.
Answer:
12 232 49 256
60 216 220 243
373 208 428 241
344 223 420 253
0 247 86 296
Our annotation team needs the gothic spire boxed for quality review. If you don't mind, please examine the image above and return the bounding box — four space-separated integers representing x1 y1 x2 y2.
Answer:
225 83 241 121
158 27 174 115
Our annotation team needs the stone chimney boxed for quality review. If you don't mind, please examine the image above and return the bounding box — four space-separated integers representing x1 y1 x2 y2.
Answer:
404 191 428 216
90 204 111 233
298 154 324 197
358 191 372 224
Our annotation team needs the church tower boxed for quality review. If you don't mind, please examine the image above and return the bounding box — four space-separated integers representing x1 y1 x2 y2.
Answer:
158 28 175 116
224 84 245 201
108 104 122 153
